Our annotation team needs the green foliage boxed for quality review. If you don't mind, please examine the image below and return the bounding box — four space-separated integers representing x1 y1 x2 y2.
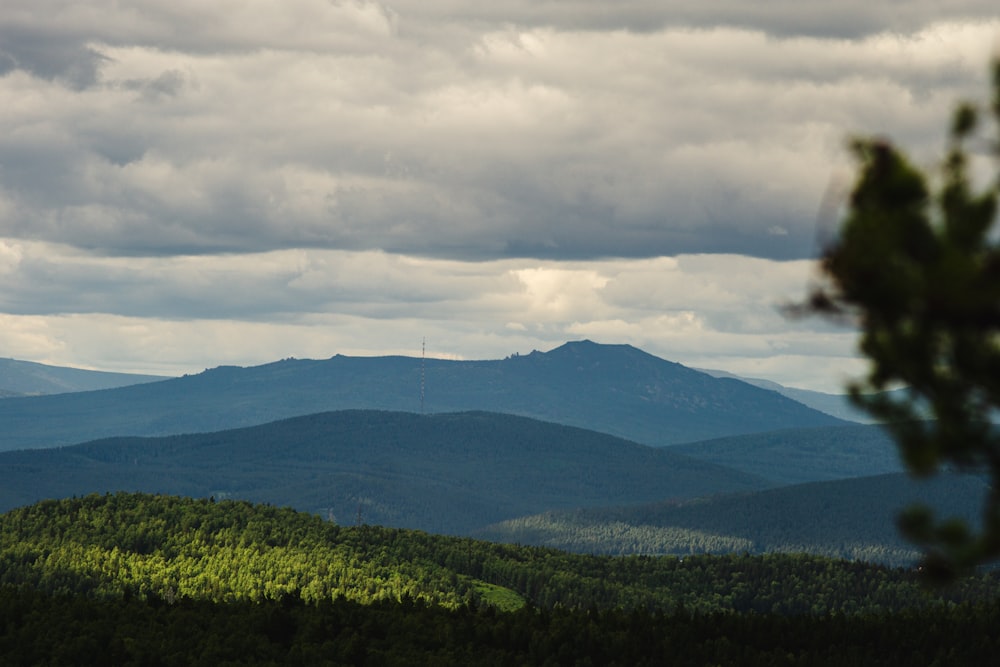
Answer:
3 493 1000 664
469 581 525 612
478 472 988 566
806 61 1000 578
3 493 998 617
4 586 1000 666
0 493 479 608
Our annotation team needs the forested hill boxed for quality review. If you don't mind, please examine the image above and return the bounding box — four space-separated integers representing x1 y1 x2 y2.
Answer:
670 423 902 485
0 340 845 451
4 492 997 614
4 493 1000 665
477 471 990 567
0 410 770 534
0 358 166 396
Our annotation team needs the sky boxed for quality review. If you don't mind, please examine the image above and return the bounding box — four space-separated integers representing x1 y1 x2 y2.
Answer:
1 1 998 392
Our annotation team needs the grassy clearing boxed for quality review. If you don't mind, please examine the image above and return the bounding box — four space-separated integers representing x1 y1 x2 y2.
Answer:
471 580 525 611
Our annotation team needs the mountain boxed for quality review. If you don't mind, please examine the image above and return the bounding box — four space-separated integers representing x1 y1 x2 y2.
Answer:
0 357 167 397
0 410 771 534
696 367 872 422
476 471 989 567
697 368 921 424
669 423 902 485
6 492 996 614
0 340 846 451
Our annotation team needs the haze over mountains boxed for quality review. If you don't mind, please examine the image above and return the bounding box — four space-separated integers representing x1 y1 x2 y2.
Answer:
0 358 166 397
0 407 981 565
0 340 846 451
0 410 770 535
1 339 967 567
696 368 875 423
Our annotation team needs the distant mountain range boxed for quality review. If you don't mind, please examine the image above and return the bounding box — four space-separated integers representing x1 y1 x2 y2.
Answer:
0 407 975 566
0 340 846 451
0 410 771 534
0 358 166 397
697 368 875 423
3 341 952 567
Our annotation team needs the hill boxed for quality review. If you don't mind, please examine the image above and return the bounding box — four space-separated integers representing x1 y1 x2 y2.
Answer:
0 410 771 535
0 340 845 451
4 493 1000 665
476 472 989 567
670 423 902 485
3 492 996 613
0 358 166 396
0 494 1000 667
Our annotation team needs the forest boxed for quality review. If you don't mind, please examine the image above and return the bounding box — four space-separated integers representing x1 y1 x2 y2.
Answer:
2 492 1000 664
477 471 988 566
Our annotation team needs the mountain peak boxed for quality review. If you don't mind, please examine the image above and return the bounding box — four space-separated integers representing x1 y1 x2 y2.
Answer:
548 339 625 355
0 341 846 451
549 339 630 352
534 340 687 376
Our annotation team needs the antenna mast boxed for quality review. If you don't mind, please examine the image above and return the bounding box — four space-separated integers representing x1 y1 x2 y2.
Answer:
420 337 426 413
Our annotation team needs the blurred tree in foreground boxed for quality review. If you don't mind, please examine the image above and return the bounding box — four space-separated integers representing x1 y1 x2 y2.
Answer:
804 61 1000 580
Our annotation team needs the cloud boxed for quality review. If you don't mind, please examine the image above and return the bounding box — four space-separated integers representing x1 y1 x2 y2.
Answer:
2 3 998 262
1 2 997 390
0 30 106 89
0 237 857 389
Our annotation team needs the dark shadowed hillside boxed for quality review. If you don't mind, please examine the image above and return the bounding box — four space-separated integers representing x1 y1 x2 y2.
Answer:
670 424 903 485
477 472 989 566
5 494 1000 666
0 340 845 451
0 410 771 534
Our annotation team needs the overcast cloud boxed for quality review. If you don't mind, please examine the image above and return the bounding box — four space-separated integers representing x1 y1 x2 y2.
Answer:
1 1 998 391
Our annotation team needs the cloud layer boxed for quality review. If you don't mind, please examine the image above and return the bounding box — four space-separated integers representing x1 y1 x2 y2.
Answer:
0 236 867 390
3 1 997 260
1 2 998 389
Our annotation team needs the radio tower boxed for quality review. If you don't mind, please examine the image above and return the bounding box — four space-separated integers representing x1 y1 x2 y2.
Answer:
420 338 426 413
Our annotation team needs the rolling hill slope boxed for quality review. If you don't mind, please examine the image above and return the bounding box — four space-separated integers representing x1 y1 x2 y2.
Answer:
476 472 989 566
670 423 902 485
0 410 771 534
5 493 999 666
0 340 845 451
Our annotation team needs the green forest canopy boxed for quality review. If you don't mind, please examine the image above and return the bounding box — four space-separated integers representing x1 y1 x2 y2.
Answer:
4 493 1000 665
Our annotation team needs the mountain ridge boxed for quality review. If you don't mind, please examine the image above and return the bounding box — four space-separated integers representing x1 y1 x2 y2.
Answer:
0 340 847 451
696 367 873 422
0 357 167 397
0 409 772 534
